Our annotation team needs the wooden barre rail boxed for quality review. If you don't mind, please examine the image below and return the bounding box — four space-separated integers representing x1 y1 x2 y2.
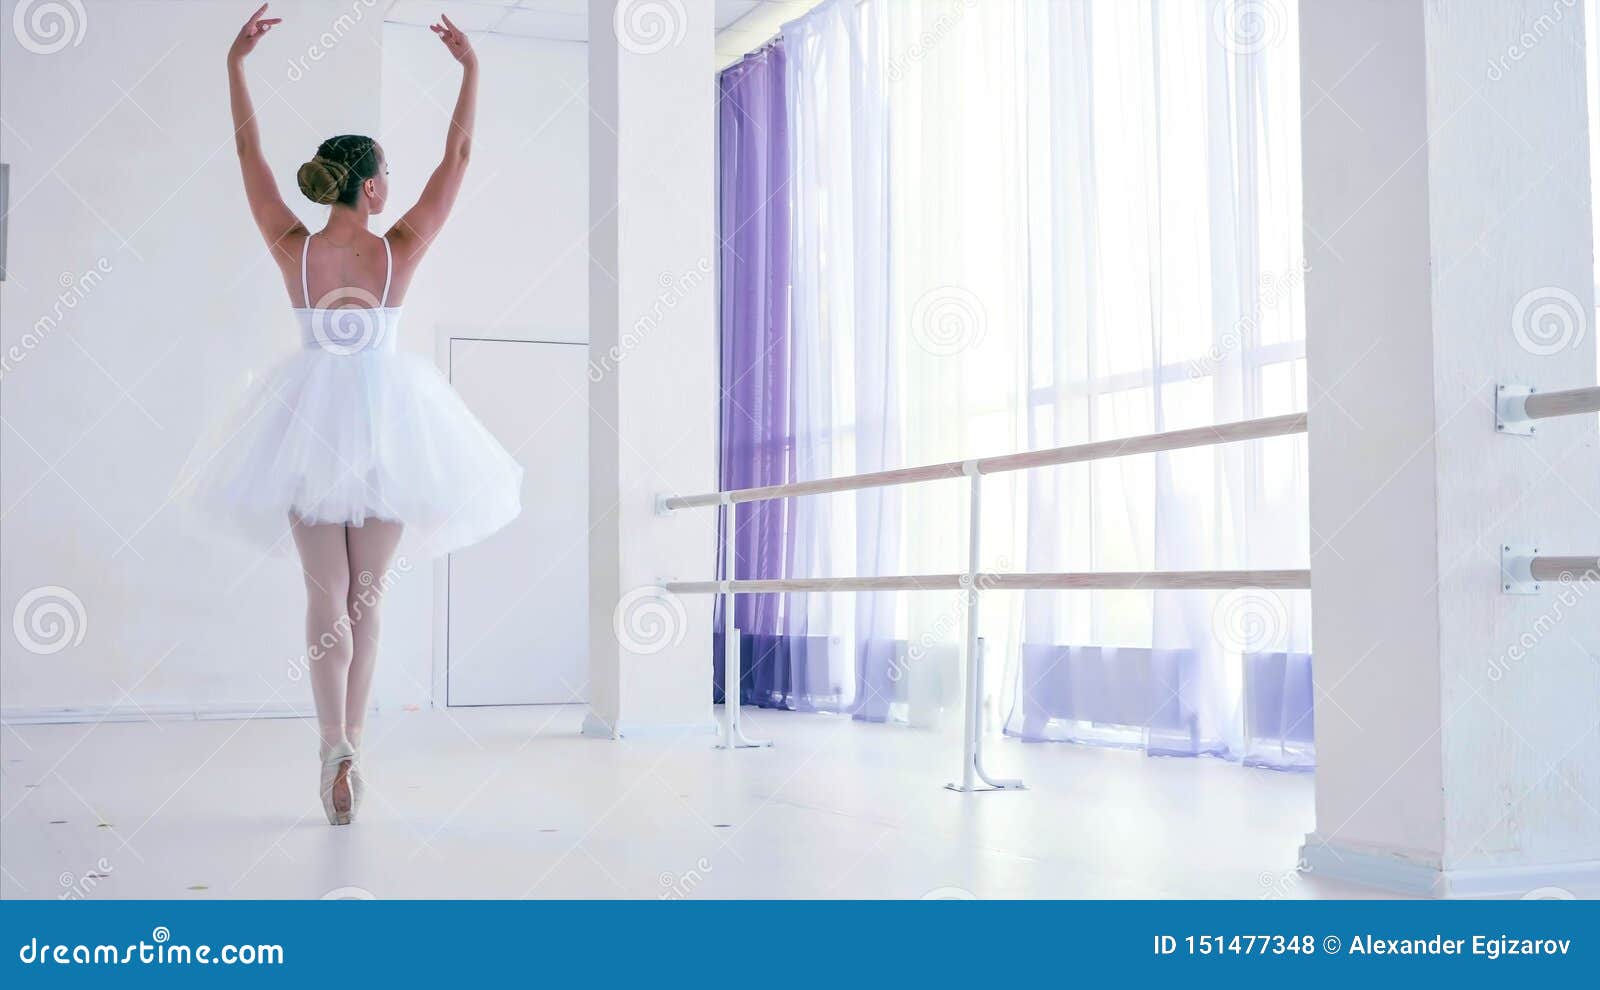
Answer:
662 412 1308 510
1530 555 1600 581
1524 386 1600 421
665 568 1312 595
683 409 1316 784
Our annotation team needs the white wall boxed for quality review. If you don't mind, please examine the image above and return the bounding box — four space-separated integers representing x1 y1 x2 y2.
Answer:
1 0 383 719
379 25 588 350
1301 0 1600 891
0 2 587 719
586 0 719 736
1424 0 1600 874
1299 0 1446 862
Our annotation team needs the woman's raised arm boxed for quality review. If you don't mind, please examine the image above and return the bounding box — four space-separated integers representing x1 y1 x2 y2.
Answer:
390 15 477 258
227 4 304 257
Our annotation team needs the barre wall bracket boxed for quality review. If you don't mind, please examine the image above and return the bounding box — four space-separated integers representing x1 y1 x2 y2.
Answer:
1495 384 1537 437
1501 544 1541 595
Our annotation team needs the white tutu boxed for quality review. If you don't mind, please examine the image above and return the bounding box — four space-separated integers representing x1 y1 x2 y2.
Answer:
179 303 524 561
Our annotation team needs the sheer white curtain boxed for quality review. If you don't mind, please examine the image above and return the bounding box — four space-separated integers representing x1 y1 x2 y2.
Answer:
785 0 1030 726
779 0 1311 763
784 1 899 717
1012 0 1311 765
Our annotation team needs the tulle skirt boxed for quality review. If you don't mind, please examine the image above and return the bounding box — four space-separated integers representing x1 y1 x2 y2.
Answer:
179 348 524 560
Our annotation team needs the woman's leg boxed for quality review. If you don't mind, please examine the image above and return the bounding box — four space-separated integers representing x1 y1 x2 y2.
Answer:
343 518 404 748
289 516 354 754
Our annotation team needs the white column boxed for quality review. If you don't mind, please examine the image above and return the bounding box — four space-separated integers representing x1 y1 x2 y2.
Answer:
1300 0 1600 895
584 1 719 739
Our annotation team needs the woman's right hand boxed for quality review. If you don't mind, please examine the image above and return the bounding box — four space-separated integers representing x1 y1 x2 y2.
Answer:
430 14 476 68
228 3 282 64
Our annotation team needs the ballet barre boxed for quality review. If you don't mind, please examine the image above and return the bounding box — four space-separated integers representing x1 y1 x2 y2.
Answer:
666 570 1313 594
1493 382 1600 594
1496 384 1600 435
1501 547 1600 595
660 413 1306 509
1529 556 1600 580
658 411 1311 793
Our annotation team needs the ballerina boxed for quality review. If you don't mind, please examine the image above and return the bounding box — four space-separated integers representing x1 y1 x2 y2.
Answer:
189 5 523 825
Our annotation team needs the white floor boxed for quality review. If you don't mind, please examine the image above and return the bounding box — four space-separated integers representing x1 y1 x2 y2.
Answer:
3 705 1396 900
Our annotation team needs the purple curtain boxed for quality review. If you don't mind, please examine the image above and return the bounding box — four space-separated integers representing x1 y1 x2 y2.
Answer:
712 41 807 708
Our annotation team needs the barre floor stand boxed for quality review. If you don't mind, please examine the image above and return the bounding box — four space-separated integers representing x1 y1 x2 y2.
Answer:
718 497 771 750
946 463 1025 793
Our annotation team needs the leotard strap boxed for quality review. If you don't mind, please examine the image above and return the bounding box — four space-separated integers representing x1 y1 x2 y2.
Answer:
380 235 393 308
300 233 392 309
300 233 313 308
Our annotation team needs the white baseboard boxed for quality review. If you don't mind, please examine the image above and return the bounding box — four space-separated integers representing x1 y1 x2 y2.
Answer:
7 701 589 728
580 710 718 741
3 702 317 726
1302 832 1600 898
1442 861 1600 899
1299 833 1442 895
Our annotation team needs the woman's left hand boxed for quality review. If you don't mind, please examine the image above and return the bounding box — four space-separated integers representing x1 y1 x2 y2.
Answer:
430 14 476 68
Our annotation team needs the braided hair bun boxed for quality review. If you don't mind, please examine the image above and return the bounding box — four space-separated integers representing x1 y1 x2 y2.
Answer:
295 135 380 206
296 157 350 205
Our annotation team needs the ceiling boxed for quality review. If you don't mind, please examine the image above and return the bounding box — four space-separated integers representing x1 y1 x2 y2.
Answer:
382 1 825 67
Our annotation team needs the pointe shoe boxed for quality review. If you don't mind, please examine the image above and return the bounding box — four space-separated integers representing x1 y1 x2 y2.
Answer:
319 742 356 826
348 752 365 821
